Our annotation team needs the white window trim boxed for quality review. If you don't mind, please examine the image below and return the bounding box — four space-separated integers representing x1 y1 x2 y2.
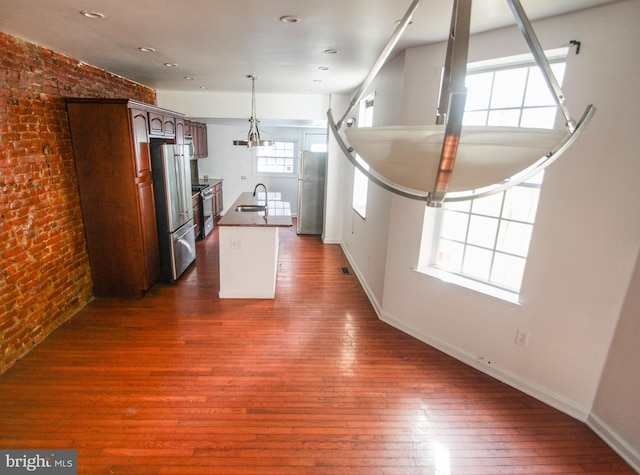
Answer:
352 93 375 219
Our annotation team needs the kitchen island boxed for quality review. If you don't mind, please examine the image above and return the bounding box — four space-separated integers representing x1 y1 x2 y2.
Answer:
217 192 292 298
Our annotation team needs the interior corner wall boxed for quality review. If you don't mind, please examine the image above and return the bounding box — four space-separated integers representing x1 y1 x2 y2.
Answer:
589 247 640 469
0 31 157 373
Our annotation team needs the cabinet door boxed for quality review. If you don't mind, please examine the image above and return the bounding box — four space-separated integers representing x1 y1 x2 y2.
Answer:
197 123 208 158
130 108 151 179
148 112 164 136
137 179 160 289
163 116 176 138
175 117 185 145
213 182 223 216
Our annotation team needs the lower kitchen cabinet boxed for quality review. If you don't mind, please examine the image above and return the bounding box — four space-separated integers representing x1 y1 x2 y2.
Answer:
213 180 223 217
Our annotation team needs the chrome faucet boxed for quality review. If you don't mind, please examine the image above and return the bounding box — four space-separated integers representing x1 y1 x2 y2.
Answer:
253 183 268 219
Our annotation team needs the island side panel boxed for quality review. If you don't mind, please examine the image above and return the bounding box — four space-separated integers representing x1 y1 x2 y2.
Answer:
218 226 279 299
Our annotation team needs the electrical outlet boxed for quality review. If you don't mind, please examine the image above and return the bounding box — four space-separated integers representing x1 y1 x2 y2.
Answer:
230 238 242 249
515 329 530 347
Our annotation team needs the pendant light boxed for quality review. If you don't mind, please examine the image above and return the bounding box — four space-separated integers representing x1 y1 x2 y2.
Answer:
328 0 595 207
233 75 273 149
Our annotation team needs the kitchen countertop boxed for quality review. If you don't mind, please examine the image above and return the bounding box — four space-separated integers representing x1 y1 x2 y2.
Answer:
217 192 292 227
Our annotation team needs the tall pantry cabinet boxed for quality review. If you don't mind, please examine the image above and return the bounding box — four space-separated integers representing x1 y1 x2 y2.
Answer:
66 99 181 298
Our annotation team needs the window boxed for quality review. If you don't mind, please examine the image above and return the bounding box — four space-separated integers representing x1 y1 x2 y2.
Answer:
352 94 375 218
255 140 296 175
420 50 568 301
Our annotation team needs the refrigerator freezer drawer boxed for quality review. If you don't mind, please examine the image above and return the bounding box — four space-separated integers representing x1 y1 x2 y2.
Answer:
170 221 197 281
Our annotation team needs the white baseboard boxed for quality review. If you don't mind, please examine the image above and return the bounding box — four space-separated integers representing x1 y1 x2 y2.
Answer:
588 413 640 473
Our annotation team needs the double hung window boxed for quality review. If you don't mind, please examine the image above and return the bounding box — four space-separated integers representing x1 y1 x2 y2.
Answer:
421 49 568 300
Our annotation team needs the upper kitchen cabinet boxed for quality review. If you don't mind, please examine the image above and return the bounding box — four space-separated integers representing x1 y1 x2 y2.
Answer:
148 111 176 138
130 108 152 179
65 98 184 298
185 119 208 158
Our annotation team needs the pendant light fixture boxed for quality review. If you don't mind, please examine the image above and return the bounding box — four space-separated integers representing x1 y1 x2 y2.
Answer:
328 0 595 207
233 75 273 149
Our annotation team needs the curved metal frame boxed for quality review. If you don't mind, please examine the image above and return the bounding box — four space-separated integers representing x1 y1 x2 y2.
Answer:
328 0 595 206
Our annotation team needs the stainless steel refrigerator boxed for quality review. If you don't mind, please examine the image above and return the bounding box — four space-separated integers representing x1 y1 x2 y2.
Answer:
297 151 327 235
151 143 197 282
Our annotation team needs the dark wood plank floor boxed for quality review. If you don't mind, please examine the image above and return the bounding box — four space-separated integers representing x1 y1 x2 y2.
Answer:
0 222 634 474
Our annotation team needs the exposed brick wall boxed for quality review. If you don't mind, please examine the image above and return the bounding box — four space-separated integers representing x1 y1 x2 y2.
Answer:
0 32 157 373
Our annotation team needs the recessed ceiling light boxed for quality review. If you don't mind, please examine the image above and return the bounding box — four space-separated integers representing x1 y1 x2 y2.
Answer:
200 86 209 90
80 11 105 19
164 63 179 67
138 47 156 53
313 79 323 84
318 66 329 71
184 76 196 80
323 49 340 55
280 15 300 24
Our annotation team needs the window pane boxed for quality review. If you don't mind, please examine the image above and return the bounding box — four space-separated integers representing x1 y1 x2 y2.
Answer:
462 110 488 126
465 72 493 110
440 211 469 242
523 67 556 107
520 107 557 129
491 253 526 290
487 108 521 127
467 215 498 248
490 68 527 108
462 246 492 280
471 192 503 217
496 221 533 256
502 186 540 222
436 239 464 272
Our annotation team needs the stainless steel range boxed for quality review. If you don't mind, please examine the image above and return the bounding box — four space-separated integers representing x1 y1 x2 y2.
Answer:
192 183 214 238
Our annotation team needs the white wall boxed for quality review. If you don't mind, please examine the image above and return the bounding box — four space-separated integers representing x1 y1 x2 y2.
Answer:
337 0 639 467
157 91 329 122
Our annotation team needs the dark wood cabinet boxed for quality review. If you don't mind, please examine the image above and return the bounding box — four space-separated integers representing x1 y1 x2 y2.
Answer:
65 98 183 298
185 119 208 158
131 108 152 179
148 111 176 138
212 180 223 217
175 117 185 146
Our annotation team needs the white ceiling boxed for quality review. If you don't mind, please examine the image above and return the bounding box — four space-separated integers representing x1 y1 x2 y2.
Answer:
0 0 621 95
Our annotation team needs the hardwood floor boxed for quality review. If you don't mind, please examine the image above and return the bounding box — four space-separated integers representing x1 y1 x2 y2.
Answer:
0 223 634 474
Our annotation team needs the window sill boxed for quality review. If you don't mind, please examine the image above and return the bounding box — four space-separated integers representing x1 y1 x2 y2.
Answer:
352 206 366 220
414 266 521 305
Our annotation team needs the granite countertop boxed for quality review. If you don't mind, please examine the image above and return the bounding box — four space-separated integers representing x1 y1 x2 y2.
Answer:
217 192 292 227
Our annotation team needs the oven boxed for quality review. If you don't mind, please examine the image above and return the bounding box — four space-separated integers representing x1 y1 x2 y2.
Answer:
192 184 214 238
